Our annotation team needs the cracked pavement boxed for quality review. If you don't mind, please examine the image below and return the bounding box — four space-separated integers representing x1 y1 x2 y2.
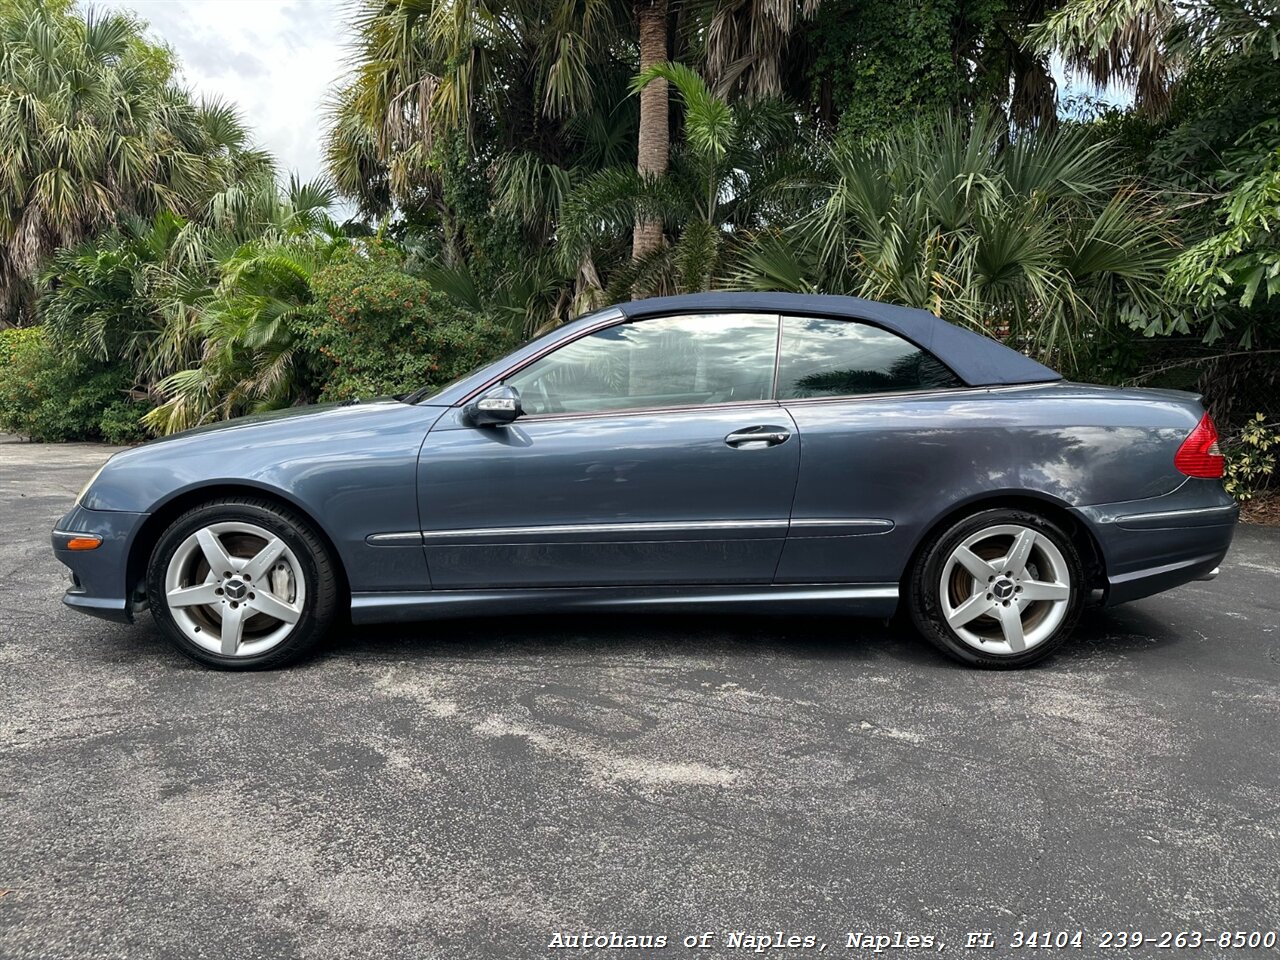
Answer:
2 436 1278 959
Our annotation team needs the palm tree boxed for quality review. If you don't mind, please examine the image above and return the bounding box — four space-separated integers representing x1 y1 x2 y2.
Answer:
324 0 633 215
688 0 821 100
729 113 1180 375
142 173 346 434
1031 0 1280 112
40 212 205 379
325 0 822 266
40 173 343 435
632 0 670 261
1033 0 1280 356
560 62 815 298
631 0 821 261
0 0 271 325
325 0 645 324
142 236 338 435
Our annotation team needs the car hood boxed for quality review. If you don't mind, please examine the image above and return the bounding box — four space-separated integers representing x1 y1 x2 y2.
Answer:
80 398 445 513
137 398 401 445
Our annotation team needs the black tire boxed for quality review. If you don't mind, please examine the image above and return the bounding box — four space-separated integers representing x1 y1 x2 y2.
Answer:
907 507 1084 669
146 497 339 670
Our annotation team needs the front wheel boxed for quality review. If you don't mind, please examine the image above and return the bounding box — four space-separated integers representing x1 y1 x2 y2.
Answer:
146 498 339 670
908 508 1084 668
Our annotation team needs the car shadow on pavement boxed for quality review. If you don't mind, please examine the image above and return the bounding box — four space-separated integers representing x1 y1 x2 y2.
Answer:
335 612 926 664
326 604 1188 671
77 603 1187 672
1069 604 1199 660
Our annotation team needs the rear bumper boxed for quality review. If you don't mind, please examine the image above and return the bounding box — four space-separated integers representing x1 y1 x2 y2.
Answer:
1075 479 1238 606
52 504 149 624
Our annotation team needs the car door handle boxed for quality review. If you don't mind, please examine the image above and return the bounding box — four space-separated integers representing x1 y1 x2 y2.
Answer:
725 426 792 448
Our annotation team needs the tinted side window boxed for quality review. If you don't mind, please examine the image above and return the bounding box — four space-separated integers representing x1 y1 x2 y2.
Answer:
505 313 779 416
777 315 963 399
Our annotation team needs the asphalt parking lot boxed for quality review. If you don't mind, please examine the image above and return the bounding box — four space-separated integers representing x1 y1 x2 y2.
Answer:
2 436 1278 960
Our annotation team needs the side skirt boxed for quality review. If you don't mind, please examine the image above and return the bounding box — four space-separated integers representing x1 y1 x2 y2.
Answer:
349 583 900 625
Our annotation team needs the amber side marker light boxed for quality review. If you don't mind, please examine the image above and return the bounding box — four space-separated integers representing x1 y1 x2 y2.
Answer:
66 536 103 551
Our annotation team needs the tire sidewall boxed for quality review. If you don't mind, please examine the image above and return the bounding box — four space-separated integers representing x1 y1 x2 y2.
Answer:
146 500 333 669
910 508 1084 668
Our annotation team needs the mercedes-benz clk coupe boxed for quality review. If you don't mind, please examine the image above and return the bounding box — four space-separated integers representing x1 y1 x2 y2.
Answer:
53 292 1238 670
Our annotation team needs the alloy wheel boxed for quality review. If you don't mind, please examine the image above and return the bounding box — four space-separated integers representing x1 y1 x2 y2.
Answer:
162 521 306 657
938 523 1072 656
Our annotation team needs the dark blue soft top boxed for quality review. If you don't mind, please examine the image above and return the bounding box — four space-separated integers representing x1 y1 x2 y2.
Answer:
620 292 1061 387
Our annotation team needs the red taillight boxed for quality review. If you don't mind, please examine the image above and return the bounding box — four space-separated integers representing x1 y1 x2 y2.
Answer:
1175 413 1225 479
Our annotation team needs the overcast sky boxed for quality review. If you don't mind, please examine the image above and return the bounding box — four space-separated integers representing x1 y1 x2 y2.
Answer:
103 0 350 186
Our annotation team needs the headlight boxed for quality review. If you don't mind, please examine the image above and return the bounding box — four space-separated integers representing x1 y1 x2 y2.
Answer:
76 463 107 505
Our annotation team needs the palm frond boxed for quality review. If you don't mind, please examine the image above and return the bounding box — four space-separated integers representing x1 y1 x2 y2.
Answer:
633 62 736 163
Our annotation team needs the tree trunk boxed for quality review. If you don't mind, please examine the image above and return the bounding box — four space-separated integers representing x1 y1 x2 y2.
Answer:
632 0 668 270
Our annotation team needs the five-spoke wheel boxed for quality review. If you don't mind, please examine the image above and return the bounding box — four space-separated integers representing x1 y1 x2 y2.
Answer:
939 524 1072 655
909 508 1084 667
163 521 306 657
147 498 338 669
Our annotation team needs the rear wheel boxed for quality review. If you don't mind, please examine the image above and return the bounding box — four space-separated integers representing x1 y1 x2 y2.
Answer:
146 498 339 670
908 508 1083 668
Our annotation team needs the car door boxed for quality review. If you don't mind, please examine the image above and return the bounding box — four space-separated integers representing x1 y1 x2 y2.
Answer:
771 313 970 584
416 312 799 589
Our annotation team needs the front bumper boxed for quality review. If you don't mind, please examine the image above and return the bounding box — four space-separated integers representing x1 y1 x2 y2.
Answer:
52 504 149 623
1075 479 1239 606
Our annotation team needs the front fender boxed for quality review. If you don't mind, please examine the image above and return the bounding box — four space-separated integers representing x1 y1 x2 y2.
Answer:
76 401 447 594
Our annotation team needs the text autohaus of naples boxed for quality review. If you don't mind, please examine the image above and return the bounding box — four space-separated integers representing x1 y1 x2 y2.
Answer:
545 930 941 950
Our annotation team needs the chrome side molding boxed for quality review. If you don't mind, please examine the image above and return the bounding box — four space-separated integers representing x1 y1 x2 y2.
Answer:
788 518 894 537
366 517 896 545
1113 503 1239 530
365 531 425 545
419 519 789 539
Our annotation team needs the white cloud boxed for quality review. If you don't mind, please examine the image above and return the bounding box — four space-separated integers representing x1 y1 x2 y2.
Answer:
102 0 351 186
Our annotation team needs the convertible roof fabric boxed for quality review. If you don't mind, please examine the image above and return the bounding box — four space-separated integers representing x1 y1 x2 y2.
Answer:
618 292 1061 387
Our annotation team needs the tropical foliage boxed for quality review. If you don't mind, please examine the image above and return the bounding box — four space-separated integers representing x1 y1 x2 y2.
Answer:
807 0 1065 134
304 243 516 403
1222 412 1277 502
0 0 1275 509
1168 136 1280 327
0 325 145 442
736 114 1177 377
0 0 272 325
558 62 817 301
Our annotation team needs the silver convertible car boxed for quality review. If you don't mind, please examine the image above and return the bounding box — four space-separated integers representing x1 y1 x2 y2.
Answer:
53 292 1237 670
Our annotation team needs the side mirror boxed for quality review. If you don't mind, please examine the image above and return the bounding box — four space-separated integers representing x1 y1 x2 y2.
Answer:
465 385 523 427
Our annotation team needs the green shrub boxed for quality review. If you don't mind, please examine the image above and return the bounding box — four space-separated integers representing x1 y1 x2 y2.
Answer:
0 327 48 436
1223 413 1278 502
0 326 146 443
0 326 39 367
302 245 516 402
97 397 150 445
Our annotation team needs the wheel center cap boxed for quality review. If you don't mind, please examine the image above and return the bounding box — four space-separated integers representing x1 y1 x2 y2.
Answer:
992 578 1016 601
224 579 247 601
